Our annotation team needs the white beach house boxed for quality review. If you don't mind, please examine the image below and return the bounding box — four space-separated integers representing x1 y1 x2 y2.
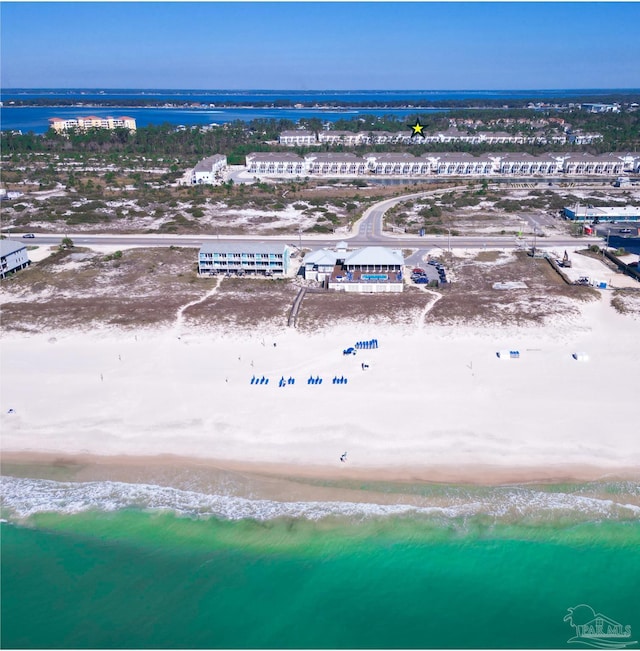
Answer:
191 155 227 184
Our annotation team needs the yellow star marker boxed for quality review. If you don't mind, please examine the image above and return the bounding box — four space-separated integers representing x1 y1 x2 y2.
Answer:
409 119 425 138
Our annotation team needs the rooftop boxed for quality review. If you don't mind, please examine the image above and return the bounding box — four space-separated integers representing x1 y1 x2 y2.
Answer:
194 155 226 172
1 239 27 257
345 246 404 267
247 152 304 162
200 241 288 255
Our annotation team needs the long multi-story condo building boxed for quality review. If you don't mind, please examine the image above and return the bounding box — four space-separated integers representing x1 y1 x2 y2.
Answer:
278 128 577 147
198 242 290 276
48 116 137 133
245 151 638 178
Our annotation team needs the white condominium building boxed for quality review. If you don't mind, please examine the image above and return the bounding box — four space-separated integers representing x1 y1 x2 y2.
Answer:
279 130 317 146
246 152 306 175
561 153 624 175
497 153 562 175
305 153 366 175
427 153 496 175
48 116 137 133
365 153 431 175
317 131 368 146
244 150 639 178
278 128 571 147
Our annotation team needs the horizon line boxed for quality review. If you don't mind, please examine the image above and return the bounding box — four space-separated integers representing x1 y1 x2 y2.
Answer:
3 87 640 93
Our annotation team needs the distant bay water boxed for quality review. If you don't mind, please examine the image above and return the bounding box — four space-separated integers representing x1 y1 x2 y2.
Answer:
3 87 639 134
0 105 446 135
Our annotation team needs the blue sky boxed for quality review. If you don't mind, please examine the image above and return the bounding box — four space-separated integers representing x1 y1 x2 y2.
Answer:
1 2 639 89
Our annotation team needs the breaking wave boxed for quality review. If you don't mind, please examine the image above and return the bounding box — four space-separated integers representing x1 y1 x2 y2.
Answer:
2 476 639 523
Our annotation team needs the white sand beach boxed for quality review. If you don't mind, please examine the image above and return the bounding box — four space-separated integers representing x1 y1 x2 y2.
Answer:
1 289 638 485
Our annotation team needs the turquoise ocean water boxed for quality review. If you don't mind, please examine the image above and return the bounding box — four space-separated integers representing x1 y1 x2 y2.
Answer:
2 476 639 649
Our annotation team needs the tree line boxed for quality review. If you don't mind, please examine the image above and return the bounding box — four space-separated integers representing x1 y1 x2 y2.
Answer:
6 92 640 109
2 110 639 162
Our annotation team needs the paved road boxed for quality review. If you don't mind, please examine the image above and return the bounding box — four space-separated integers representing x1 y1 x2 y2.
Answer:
15 231 604 252
8 186 605 251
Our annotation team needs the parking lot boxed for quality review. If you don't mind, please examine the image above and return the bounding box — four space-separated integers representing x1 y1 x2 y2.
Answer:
410 260 447 286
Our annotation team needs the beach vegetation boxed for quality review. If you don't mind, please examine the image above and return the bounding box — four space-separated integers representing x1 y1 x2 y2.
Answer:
610 289 640 316
104 250 123 262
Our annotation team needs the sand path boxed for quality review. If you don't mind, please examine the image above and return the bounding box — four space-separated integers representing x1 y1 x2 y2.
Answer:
173 277 221 336
416 287 442 331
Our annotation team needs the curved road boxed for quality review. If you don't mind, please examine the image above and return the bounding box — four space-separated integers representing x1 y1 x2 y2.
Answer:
8 187 604 251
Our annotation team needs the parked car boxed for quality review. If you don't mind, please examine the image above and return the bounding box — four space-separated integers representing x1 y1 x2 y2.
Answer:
22 233 35 238
412 268 426 275
414 276 429 284
619 228 632 234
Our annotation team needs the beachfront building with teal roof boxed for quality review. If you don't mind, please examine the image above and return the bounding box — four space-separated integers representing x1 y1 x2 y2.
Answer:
198 242 290 276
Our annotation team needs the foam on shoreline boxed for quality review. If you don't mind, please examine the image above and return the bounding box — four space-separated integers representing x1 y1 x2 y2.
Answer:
3 475 639 524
